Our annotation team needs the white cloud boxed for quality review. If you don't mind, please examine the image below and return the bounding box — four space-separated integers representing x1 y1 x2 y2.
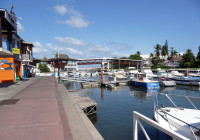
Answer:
66 48 83 55
88 45 110 53
58 16 89 29
54 5 67 15
17 21 24 33
55 5 90 28
33 41 49 53
54 36 87 46
117 45 128 50
111 52 130 58
46 43 63 51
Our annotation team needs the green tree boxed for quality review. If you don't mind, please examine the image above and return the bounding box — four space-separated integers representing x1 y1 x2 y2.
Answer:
136 51 141 56
184 62 191 68
170 47 174 57
38 63 50 73
180 49 196 68
149 53 154 58
129 54 142 60
161 45 168 57
154 44 161 57
196 46 200 67
173 50 178 57
120 57 127 59
165 40 168 50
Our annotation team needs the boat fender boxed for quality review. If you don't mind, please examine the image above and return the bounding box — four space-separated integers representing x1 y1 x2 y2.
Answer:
161 104 165 108
178 107 184 110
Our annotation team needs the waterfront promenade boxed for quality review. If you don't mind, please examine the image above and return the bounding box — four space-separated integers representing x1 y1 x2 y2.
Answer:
0 76 103 140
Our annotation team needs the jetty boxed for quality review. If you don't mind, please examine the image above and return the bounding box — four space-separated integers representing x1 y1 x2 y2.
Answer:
67 90 97 115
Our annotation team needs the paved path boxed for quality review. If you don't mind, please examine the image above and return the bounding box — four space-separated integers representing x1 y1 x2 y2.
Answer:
0 77 73 140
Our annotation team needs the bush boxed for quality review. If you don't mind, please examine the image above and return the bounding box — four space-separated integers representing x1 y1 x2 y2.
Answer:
184 62 191 68
38 63 50 73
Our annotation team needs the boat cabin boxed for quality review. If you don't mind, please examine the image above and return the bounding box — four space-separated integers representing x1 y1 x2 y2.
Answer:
134 73 147 82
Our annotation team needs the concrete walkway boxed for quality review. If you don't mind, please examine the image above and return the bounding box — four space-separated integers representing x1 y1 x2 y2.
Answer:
0 77 73 140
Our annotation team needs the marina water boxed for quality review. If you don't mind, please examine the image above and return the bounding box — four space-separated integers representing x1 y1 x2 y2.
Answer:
63 76 200 140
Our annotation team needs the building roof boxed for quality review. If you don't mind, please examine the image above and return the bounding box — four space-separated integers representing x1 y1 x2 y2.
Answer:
22 41 34 47
45 54 77 61
0 8 17 30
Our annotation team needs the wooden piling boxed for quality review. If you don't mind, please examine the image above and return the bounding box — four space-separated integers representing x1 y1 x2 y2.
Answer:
101 71 103 84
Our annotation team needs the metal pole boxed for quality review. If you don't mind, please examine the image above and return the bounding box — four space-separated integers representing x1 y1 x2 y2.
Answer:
133 112 138 140
119 59 120 69
57 50 60 79
112 59 113 71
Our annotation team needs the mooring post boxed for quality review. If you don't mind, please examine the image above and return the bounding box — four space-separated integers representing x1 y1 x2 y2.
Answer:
101 71 103 84
187 68 189 76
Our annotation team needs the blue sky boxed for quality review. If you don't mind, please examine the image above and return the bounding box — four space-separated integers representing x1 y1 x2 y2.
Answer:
1 0 200 59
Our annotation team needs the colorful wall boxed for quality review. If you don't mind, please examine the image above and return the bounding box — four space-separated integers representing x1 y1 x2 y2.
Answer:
0 57 22 83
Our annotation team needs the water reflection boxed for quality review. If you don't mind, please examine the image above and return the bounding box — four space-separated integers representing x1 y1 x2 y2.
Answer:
88 113 98 124
129 86 159 100
176 85 200 91
101 88 104 101
62 79 200 140
160 87 176 94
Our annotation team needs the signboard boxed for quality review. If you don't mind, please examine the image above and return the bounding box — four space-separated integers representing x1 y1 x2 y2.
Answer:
13 48 20 54
22 54 30 61
0 59 13 70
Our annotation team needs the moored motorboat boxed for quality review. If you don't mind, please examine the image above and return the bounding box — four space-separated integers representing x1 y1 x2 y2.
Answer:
154 94 200 140
169 76 200 86
130 73 160 89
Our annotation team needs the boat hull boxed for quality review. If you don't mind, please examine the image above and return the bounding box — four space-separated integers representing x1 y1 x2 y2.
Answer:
169 77 200 86
154 107 200 140
130 80 160 89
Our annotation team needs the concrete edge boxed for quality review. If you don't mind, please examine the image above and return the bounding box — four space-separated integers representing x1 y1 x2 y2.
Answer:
57 80 104 140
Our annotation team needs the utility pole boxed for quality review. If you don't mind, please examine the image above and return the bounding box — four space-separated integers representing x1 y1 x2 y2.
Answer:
57 49 60 79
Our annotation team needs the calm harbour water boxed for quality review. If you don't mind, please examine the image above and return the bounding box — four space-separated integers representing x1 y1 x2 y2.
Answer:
63 76 200 140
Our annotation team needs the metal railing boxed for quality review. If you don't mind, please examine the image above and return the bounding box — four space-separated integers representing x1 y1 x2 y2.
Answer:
133 111 190 140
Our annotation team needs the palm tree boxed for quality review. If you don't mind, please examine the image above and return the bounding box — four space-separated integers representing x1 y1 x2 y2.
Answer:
161 45 168 57
170 47 174 57
154 44 161 57
149 53 154 58
136 51 141 56
173 50 178 57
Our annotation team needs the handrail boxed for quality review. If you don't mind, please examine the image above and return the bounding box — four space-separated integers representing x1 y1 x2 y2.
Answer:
133 111 190 140
162 94 199 110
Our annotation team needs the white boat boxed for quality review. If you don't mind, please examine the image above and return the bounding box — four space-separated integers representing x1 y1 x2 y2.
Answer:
168 71 184 77
108 72 127 81
126 67 138 80
189 70 200 77
152 70 176 87
154 94 200 140
169 76 200 86
141 69 157 79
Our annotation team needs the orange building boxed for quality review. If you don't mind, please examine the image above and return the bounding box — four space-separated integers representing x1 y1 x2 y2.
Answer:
0 7 33 83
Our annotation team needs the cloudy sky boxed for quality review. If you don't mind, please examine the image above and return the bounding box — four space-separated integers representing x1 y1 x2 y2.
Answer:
1 0 200 59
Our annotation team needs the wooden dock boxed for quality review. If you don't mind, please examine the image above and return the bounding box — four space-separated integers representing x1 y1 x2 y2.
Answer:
101 80 128 89
81 80 128 89
67 90 97 115
82 82 100 88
